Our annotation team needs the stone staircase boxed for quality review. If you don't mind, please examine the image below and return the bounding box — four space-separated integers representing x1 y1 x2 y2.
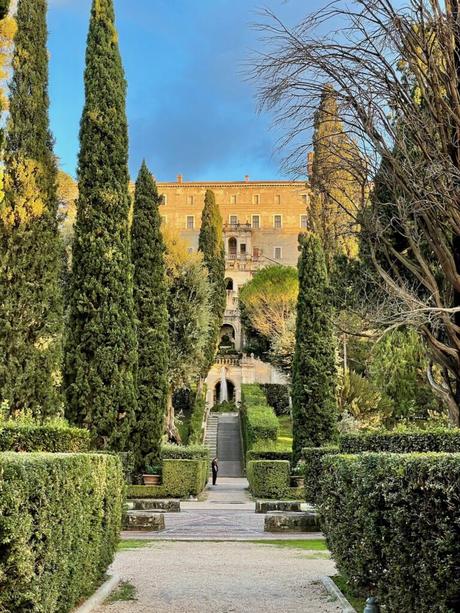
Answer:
217 413 243 477
204 413 219 463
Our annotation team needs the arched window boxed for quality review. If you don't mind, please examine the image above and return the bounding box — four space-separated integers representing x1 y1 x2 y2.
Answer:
225 277 234 291
228 237 237 256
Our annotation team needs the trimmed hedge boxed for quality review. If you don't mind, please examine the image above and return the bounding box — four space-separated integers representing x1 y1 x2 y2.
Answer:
0 452 123 612
260 383 290 415
0 423 91 452
161 444 209 460
127 457 208 498
240 384 279 458
302 445 340 503
319 453 460 612
247 460 290 499
247 442 292 463
339 429 460 453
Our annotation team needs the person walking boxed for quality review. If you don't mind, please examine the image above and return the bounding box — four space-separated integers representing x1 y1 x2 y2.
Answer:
211 457 219 486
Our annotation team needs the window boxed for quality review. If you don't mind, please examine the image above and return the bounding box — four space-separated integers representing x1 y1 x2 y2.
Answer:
187 195 194 206
229 215 238 225
252 215 260 229
186 216 195 229
275 194 281 205
231 195 237 205
302 194 308 205
274 215 282 229
240 243 247 255
161 194 168 205
253 194 260 205
274 247 282 260
300 215 308 229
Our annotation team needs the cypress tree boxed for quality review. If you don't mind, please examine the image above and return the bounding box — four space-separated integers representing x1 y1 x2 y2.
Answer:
0 0 63 418
291 233 337 464
64 0 137 450
131 162 169 470
198 189 226 374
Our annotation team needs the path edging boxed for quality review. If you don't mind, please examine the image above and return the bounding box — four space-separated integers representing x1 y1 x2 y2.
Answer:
73 574 120 613
321 576 357 613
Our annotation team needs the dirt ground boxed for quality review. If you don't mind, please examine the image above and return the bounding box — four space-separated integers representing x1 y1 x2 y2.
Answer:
95 541 341 613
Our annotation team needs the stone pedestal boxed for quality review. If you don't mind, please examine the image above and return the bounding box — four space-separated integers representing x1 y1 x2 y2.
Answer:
255 500 302 513
123 511 165 531
126 499 180 512
264 511 319 533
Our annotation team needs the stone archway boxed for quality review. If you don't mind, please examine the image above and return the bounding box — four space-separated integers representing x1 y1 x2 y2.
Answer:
214 379 236 404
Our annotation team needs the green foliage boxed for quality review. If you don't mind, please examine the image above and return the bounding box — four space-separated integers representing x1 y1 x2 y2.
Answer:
0 452 124 612
161 444 209 460
0 0 63 418
64 0 137 450
261 384 290 415
0 0 9 19
0 423 90 452
240 384 279 456
239 265 298 372
302 445 339 503
246 442 292 463
105 581 137 603
247 460 290 499
131 162 169 470
126 457 208 498
198 189 226 373
292 234 337 464
188 385 207 444
319 453 460 612
339 370 393 431
339 428 460 453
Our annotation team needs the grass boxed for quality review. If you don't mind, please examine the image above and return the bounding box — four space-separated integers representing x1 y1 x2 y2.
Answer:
249 538 328 551
332 575 367 611
118 539 154 551
105 581 137 603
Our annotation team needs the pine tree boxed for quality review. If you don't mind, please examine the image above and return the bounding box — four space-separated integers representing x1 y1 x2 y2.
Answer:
309 85 362 264
64 0 137 450
198 189 226 374
0 0 63 418
131 162 169 470
291 233 337 464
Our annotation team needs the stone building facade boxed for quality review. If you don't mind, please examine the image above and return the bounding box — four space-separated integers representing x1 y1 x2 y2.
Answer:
157 176 309 406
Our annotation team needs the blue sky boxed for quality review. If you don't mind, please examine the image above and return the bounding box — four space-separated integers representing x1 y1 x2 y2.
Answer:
47 0 321 182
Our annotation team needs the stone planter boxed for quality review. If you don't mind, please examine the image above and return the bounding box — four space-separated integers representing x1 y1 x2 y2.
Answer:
264 511 320 532
123 511 165 531
142 474 161 486
290 476 305 488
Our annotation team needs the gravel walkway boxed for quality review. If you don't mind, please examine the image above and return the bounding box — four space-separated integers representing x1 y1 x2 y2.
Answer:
95 541 340 613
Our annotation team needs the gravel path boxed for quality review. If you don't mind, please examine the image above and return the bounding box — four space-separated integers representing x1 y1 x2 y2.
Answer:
95 541 340 613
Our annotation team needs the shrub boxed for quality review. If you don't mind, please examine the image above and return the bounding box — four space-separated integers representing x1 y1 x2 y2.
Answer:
0 423 91 452
240 384 279 458
247 441 292 464
126 457 208 498
339 428 460 453
302 446 340 503
319 452 460 612
0 452 123 612
261 384 290 415
247 460 290 499
161 444 209 460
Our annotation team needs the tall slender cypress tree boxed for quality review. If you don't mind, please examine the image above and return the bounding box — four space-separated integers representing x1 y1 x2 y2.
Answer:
64 0 137 450
0 0 63 418
291 233 337 464
131 162 169 470
198 189 226 374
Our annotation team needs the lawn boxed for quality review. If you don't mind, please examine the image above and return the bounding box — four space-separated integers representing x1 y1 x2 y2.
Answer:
118 539 154 551
249 539 327 551
332 575 366 611
277 415 293 447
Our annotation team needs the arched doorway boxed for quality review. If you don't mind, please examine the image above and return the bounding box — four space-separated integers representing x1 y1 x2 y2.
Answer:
228 237 237 257
214 379 235 404
219 324 236 351
225 277 234 291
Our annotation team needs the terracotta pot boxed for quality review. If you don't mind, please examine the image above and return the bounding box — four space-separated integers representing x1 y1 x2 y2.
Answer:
142 474 161 486
290 476 305 488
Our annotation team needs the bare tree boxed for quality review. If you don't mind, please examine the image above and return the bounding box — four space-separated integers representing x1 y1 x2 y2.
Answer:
252 0 460 425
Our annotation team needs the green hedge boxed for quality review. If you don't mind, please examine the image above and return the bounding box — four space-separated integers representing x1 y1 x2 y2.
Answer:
319 452 460 612
247 442 292 463
0 452 123 612
241 384 279 458
188 385 207 444
247 460 290 499
339 429 460 453
302 445 340 503
161 444 209 460
0 423 91 452
260 383 290 415
127 458 208 498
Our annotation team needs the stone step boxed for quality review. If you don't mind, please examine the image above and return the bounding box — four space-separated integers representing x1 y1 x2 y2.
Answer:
123 511 165 531
256 500 302 514
264 512 320 533
127 499 180 512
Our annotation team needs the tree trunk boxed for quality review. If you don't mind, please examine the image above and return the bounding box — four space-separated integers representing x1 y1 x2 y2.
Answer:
165 387 182 444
